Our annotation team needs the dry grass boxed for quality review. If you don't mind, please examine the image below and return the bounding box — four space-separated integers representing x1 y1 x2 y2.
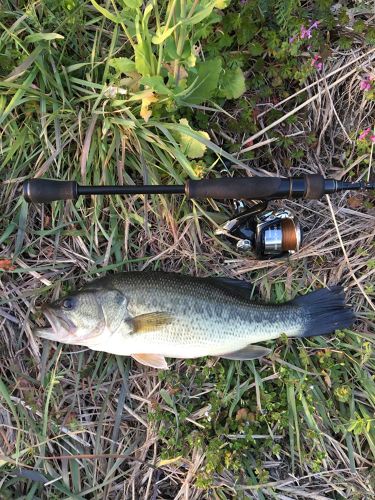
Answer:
1 4 375 499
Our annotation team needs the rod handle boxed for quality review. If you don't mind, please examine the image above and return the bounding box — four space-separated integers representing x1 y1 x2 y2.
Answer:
23 179 79 203
186 177 286 200
186 175 325 200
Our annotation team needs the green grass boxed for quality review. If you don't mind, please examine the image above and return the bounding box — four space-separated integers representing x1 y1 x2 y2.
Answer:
1 0 375 498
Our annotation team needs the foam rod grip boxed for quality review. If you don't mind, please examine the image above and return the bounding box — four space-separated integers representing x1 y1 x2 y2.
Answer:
186 177 288 200
23 179 79 203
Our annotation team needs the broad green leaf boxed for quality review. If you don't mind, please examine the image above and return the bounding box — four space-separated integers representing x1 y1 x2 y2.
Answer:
219 67 246 99
140 76 172 95
25 33 64 43
164 37 179 60
134 44 152 76
177 119 209 159
164 38 190 61
123 0 142 8
182 1 216 26
152 23 180 44
134 6 156 76
183 57 222 104
109 57 136 75
142 3 154 33
192 11 222 43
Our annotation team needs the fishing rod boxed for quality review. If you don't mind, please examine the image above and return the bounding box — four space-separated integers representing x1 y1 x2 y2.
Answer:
23 175 374 203
23 175 374 259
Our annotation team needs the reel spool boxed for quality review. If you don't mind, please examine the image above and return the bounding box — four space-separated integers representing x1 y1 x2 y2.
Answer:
215 201 302 259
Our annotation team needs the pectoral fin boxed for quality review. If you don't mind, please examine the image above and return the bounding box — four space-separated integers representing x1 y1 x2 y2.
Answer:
132 353 169 369
221 345 271 361
128 312 174 334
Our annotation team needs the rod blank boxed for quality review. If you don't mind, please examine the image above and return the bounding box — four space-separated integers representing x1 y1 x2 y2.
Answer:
23 179 185 203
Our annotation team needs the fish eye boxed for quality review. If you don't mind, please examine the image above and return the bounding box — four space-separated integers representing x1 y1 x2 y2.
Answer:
62 297 75 310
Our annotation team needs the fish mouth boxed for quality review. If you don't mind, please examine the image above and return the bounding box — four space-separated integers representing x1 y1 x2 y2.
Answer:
34 307 77 343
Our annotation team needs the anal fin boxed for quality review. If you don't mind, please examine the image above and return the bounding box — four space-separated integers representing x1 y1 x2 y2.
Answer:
132 353 169 369
221 344 271 361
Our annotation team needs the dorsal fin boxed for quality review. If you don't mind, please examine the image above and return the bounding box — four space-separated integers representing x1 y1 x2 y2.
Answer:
209 276 254 300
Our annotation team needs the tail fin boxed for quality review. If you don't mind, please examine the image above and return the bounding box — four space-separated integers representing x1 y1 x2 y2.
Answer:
291 286 355 337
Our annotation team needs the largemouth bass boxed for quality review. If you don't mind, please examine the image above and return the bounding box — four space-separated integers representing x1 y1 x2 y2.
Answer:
35 272 354 369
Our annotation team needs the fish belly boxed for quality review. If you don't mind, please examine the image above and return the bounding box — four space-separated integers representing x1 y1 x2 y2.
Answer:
107 312 302 358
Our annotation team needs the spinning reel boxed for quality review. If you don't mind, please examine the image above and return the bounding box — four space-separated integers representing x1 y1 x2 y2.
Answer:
215 200 302 259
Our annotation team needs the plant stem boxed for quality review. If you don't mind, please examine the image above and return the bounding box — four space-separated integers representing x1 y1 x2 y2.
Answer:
157 0 177 75
153 0 161 32
165 0 177 29
173 0 199 83
110 0 136 49
174 0 187 84
187 0 199 19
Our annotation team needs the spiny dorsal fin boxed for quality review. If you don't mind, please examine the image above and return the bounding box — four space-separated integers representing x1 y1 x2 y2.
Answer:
221 344 271 361
210 277 253 300
132 353 169 369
